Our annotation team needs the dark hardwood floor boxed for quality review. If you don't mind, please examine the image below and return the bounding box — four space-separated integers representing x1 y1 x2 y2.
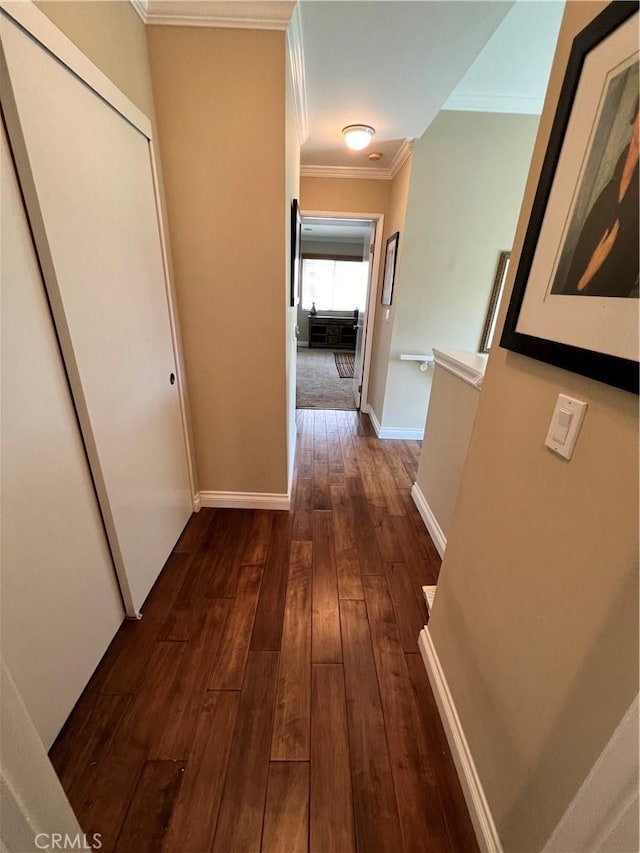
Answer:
50 409 478 853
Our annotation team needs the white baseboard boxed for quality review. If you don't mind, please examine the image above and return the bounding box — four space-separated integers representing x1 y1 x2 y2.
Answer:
411 483 446 558
379 425 424 440
366 406 424 440
419 627 502 853
296 340 309 348
198 490 290 510
365 404 380 432
192 493 202 512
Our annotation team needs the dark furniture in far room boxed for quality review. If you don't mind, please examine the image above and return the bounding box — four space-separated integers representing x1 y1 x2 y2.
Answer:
309 315 357 349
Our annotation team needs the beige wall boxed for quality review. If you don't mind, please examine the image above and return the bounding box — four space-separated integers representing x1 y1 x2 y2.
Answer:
367 156 412 422
300 176 390 216
429 3 639 851
35 0 154 115
415 364 481 540
147 26 289 494
380 111 539 431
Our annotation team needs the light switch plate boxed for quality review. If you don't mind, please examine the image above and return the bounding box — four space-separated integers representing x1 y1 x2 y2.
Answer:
545 394 588 460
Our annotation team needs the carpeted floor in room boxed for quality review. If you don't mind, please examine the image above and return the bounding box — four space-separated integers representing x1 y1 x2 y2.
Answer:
296 347 357 410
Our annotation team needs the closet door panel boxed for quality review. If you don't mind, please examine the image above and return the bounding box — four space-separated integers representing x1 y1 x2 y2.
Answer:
1 124 124 749
1 16 192 614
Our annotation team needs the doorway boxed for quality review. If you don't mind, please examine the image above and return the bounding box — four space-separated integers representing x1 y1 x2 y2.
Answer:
296 211 384 411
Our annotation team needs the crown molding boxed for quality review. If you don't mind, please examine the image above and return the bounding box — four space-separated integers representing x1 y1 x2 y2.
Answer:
144 14 290 30
300 164 392 181
301 139 413 182
443 91 544 115
287 4 308 145
134 1 294 30
389 138 413 178
129 0 147 23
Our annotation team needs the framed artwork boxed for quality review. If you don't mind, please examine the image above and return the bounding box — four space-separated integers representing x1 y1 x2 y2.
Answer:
480 251 511 353
381 231 399 306
290 198 302 307
500 2 639 394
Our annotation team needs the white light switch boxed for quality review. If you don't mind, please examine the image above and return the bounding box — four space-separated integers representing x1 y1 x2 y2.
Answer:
545 394 587 460
552 408 573 444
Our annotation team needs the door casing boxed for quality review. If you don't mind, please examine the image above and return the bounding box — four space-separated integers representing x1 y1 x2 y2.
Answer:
300 209 385 412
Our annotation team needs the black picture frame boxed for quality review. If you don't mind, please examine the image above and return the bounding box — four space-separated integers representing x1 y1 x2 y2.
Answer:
500 1 639 395
381 231 399 306
290 198 302 307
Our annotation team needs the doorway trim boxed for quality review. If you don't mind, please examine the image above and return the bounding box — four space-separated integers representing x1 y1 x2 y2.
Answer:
300 209 385 411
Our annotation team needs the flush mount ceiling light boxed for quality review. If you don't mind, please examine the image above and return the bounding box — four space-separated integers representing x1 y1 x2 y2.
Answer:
342 124 375 150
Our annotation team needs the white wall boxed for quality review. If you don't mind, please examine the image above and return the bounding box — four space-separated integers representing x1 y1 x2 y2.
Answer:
414 359 483 542
378 110 539 432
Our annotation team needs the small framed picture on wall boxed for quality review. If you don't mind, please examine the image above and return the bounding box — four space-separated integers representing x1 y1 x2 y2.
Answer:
290 198 302 307
381 231 399 306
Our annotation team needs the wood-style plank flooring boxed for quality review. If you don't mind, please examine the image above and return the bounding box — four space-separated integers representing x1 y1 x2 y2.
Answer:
50 409 478 853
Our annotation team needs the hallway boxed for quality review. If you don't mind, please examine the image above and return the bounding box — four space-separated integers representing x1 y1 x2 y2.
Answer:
50 410 478 853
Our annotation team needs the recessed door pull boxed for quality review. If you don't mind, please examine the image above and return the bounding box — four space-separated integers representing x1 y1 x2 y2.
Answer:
169 372 176 385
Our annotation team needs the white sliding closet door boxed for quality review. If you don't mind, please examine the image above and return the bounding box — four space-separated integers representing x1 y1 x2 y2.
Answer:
0 13 192 615
1 123 124 748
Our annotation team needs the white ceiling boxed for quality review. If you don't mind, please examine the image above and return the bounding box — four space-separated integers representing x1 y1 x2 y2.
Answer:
299 1 513 170
443 1 565 114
